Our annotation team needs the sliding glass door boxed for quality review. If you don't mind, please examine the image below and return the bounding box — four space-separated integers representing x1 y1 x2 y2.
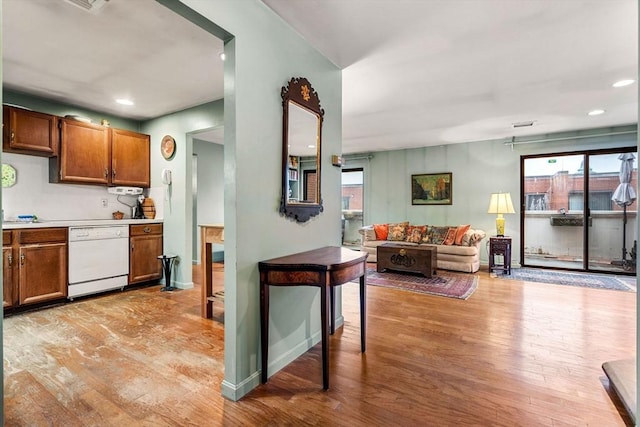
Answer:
523 154 585 269
587 152 637 272
522 149 637 273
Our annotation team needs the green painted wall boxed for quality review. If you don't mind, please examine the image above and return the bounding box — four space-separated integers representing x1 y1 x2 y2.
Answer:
141 100 224 288
154 0 343 400
353 125 637 266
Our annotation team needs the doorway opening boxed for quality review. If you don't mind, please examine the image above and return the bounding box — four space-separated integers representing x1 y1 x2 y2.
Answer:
342 168 364 247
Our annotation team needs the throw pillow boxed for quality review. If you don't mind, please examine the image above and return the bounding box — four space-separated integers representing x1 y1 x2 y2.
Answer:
428 226 449 245
461 229 487 246
373 223 389 240
443 227 457 245
454 224 471 245
363 228 377 242
421 225 432 243
387 222 408 241
405 225 427 243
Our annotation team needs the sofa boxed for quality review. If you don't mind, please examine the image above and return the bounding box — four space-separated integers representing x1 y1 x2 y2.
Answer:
359 222 486 273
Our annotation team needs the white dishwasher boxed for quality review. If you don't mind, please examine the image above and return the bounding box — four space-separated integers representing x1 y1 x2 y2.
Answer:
68 225 129 299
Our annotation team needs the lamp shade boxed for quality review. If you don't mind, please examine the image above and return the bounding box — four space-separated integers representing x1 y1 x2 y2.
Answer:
487 192 515 214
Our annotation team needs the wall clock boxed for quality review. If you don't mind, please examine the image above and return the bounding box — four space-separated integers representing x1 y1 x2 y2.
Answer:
2 164 17 188
161 135 176 160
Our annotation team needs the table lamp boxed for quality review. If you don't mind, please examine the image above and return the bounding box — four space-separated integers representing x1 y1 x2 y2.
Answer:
487 192 515 237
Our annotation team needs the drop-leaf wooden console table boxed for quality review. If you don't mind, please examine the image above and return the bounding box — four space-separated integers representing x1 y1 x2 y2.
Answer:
259 246 368 390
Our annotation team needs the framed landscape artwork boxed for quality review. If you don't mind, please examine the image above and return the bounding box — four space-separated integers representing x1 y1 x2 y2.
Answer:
411 172 452 205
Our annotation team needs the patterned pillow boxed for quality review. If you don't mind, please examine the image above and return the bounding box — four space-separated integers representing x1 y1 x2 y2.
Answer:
428 226 449 245
387 222 408 241
460 229 486 246
405 225 427 243
421 225 432 243
443 227 457 245
454 224 471 245
373 224 389 240
363 228 377 242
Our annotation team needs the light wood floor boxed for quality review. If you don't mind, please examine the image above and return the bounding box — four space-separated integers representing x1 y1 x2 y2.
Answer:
3 263 635 426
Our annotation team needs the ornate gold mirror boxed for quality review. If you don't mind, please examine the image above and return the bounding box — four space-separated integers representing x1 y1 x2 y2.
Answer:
280 77 323 222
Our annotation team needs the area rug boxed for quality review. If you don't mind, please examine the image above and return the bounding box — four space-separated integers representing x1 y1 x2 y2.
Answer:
498 268 636 292
365 268 478 300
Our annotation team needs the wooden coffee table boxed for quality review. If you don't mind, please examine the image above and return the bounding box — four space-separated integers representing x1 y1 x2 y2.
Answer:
377 243 437 278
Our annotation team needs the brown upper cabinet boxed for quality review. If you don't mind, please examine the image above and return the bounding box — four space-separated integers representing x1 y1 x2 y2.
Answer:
52 118 111 185
2 105 58 157
111 128 151 187
50 118 151 188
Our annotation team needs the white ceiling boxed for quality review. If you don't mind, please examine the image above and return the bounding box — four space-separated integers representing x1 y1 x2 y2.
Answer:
263 0 638 153
2 0 224 121
3 0 637 152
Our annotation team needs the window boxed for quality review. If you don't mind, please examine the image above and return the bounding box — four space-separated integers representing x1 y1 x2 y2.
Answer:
569 191 613 211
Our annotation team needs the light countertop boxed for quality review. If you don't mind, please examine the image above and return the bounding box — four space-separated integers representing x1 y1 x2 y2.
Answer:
3 218 163 229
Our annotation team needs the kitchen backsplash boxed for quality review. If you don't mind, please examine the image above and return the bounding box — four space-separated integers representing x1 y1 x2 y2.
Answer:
2 152 163 221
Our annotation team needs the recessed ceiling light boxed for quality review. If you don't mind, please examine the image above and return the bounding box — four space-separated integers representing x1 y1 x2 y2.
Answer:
219 52 226 61
588 109 605 116
307 145 316 149
612 79 635 88
116 98 134 106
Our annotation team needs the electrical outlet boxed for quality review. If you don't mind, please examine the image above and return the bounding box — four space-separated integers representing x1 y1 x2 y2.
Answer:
101 198 108 208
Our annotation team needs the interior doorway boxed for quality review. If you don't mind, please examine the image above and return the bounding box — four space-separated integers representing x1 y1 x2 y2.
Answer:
341 168 364 247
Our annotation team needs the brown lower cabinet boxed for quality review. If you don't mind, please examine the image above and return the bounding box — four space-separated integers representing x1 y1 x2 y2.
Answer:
3 228 67 309
129 223 163 284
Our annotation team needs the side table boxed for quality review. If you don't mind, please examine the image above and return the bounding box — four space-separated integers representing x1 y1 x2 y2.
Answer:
489 237 512 275
158 254 178 291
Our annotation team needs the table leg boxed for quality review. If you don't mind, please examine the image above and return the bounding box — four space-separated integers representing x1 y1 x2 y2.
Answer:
321 282 329 390
260 282 269 383
360 272 367 353
201 242 213 318
330 285 335 335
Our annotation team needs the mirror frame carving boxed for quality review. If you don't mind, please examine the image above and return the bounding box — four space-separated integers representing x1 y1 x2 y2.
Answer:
280 77 324 222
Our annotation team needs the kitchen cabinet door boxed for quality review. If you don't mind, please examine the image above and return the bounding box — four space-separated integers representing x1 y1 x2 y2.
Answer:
3 229 15 308
3 105 58 156
18 243 67 305
3 246 15 308
55 119 110 185
129 224 163 284
111 128 150 187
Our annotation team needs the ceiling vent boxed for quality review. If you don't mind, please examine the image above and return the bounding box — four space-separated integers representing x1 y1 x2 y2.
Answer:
64 0 110 14
512 120 535 128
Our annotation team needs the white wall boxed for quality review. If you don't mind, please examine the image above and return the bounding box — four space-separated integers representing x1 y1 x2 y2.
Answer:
193 138 224 261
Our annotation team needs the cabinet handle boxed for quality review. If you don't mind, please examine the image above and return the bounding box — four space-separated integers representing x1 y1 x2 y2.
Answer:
20 253 25 265
112 169 116 178
131 243 134 251
10 131 14 141
104 168 109 179
7 254 12 267
143 227 151 233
